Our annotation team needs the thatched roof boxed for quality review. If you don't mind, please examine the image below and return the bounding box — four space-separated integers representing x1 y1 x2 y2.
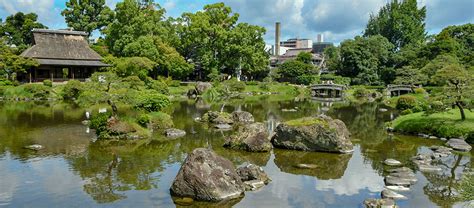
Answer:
21 29 108 67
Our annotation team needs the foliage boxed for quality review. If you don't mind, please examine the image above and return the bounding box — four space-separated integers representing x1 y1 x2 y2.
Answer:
296 52 313 64
391 109 474 140
122 76 145 90
136 113 150 127
146 79 169 95
106 56 156 80
364 0 426 49
332 35 394 85
319 74 351 85
62 80 84 100
353 87 370 98
133 91 170 112
393 66 428 86
221 79 246 92
0 12 47 48
295 75 319 85
432 64 473 120
396 95 417 110
277 60 316 83
458 173 474 201
414 88 426 94
0 41 39 81
148 111 174 130
61 0 114 36
421 55 460 85
89 112 112 135
43 79 52 87
400 109 413 115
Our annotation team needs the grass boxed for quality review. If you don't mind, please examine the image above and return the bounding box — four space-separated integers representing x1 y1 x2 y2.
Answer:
390 109 474 142
168 85 194 96
285 117 328 127
384 93 427 108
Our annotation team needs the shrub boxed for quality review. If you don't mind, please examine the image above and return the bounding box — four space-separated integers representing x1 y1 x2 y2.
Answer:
458 172 474 201
147 80 169 95
429 101 445 112
22 84 51 99
295 75 319 85
0 79 13 86
246 81 259 85
123 76 145 90
353 87 369 97
89 112 112 135
149 112 174 129
62 80 84 100
400 109 413 115
223 79 246 92
396 95 417 110
43 79 53 87
414 88 426 94
133 91 170 112
412 105 423 113
320 74 351 85
136 113 151 127
169 80 181 87
258 82 270 91
467 132 474 144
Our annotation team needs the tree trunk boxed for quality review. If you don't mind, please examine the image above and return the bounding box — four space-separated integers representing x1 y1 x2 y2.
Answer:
456 101 466 120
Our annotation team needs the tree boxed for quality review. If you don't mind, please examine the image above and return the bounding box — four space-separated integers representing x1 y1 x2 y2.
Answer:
393 66 428 86
0 12 47 49
61 0 114 36
432 64 473 120
106 56 156 80
0 40 39 81
421 55 460 84
296 52 313 64
364 0 426 49
334 35 394 85
277 60 316 83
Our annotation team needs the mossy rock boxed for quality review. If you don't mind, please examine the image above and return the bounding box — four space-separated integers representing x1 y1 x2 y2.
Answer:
202 111 234 124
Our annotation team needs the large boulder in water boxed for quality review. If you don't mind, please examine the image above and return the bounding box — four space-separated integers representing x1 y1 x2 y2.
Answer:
231 111 254 123
202 111 234 124
223 122 272 152
170 148 244 202
446 138 472 152
271 115 353 153
195 82 213 95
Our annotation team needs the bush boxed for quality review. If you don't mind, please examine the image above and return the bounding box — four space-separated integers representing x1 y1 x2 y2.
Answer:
169 80 181 87
459 173 474 201
89 112 112 135
353 87 369 97
149 112 174 129
147 80 169 95
22 84 51 99
133 91 170 112
412 105 423 113
0 79 13 86
258 82 270 91
414 88 426 94
136 113 151 127
401 109 413 115
222 79 246 92
123 76 145 90
320 74 351 85
43 79 52 87
295 75 319 85
429 101 445 112
396 95 417 110
246 81 259 85
62 80 84 100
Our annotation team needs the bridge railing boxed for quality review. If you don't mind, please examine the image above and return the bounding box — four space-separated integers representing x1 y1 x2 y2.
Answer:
310 84 347 90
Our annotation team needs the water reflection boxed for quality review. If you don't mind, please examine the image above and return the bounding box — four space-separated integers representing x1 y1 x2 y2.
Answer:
0 100 471 207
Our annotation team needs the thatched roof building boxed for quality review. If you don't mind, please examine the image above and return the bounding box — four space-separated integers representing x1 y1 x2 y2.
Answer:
20 29 108 82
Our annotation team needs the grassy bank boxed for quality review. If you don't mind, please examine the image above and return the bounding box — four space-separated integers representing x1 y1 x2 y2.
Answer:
390 109 474 143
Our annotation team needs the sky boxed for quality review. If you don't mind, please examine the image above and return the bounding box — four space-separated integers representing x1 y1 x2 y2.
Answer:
0 0 473 45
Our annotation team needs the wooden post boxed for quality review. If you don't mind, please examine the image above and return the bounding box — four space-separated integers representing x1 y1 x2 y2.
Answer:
72 68 75 80
29 72 32 83
51 71 54 82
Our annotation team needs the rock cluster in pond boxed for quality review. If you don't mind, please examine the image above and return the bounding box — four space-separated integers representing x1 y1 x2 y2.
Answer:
224 122 272 152
105 116 144 139
363 198 397 208
164 128 186 138
271 115 353 153
231 111 255 123
237 164 271 191
170 148 244 202
170 148 270 203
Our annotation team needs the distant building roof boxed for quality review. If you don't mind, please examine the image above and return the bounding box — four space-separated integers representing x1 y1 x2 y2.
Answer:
21 29 108 67
282 48 313 57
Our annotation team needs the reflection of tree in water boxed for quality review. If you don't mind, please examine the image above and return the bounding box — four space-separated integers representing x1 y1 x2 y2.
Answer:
68 139 187 203
273 149 351 179
423 154 471 207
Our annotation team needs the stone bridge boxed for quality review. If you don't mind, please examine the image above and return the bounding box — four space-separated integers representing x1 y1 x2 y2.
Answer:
310 84 347 98
387 85 413 96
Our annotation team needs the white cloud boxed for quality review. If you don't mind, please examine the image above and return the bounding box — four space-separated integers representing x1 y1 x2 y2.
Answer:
0 0 63 28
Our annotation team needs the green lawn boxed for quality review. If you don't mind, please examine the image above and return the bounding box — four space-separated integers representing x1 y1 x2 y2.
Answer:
391 109 474 142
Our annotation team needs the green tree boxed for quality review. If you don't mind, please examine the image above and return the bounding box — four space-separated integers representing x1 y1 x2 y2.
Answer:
421 55 460 84
335 35 394 85
296 52 313 64
0 12 47 49
0 40 39 80
323 46 342 72
106 56 156 80
277 60 316 83
364 0 426 49
432 64 473 120
393 66 428 86
61 0 114 36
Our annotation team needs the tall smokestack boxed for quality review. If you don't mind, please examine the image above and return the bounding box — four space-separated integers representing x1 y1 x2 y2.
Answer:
275 22 281 56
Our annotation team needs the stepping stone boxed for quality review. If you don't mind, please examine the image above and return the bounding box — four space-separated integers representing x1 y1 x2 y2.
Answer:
418 164 442 173
384 175 412 186
386 167 413 174
214 124 233 130
165 128 186 138
24 144 44 151
243 180 265 191
384 159 402 166
381 189 407 200
294 164 318 169
363 198 396 208
385 185 410 192
446 139 472 152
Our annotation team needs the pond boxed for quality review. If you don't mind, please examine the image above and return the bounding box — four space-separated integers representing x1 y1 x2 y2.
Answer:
0 98 471 207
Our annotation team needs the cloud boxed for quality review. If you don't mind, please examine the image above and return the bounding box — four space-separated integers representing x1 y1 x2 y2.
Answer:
0 0 64 28
424 0 474 31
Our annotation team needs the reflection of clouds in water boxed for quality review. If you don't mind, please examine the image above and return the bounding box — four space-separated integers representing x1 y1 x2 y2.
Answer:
314 149 384 196
0 154 19 206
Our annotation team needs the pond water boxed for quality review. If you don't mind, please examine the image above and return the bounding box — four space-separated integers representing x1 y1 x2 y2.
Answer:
0 98 471 207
